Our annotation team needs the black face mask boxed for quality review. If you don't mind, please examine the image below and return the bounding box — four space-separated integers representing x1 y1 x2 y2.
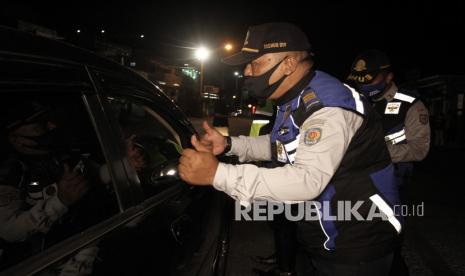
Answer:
244 59 287 100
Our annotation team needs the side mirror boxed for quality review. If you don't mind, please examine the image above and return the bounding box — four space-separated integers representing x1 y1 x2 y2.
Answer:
150 159 180 185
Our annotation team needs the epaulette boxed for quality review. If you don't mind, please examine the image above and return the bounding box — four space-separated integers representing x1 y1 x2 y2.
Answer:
293 88 324 127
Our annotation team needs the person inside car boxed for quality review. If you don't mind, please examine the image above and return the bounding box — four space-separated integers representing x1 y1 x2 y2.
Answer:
0 101 89 269
124 133 181 194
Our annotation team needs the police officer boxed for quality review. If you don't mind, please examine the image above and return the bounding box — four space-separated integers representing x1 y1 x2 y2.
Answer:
347 50 431 276
0 102 88 268
179 23 401 275
347 50 430 190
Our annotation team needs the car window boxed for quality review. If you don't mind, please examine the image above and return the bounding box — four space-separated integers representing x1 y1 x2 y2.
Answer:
0 92 119 271
104 95 183 198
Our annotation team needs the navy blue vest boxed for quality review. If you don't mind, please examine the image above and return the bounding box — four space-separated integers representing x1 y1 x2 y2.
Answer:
374 89 419 146
270 71 401 261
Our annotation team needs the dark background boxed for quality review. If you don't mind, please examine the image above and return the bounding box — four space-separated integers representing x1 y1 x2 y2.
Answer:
2 0 464 84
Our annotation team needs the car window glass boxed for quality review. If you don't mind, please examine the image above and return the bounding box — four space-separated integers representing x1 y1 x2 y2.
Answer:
0 92 119 271
105 95 183 198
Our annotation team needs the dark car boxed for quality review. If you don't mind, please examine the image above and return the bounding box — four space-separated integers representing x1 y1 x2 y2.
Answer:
0 26 229 276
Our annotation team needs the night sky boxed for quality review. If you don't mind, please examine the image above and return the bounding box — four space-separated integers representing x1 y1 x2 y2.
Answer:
2 1 464 85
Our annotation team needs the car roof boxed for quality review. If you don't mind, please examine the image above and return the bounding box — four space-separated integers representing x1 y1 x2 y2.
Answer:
0 26 153 87
1 26 195 134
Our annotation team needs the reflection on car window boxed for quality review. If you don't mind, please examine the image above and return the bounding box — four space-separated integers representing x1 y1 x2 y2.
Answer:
0 93 119 272
106 96 182 198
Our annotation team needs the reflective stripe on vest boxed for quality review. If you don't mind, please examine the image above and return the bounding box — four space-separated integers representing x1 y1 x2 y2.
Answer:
344 84 365 114
369 194 402 233
384 128 406 144
393 92 416 103
286 134 300 164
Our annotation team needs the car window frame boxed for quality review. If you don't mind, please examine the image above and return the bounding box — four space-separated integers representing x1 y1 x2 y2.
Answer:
89 70 193 199
0 84 186 274
0 57 189 276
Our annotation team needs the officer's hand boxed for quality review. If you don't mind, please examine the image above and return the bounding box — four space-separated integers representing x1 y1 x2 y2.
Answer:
199 121 227 155
178 148 218 185
191 134 213 153
57 164 89 206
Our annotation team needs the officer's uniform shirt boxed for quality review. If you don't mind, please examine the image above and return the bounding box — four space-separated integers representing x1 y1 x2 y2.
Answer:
214 86 363 204
0 155 68 243
377 82 430 163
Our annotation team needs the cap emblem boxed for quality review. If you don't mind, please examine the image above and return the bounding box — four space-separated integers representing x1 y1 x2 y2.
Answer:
354 59 367 72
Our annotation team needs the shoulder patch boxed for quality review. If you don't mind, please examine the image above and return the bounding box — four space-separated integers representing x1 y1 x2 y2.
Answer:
301 89 321 111
419 114 429 125
304 128 322 145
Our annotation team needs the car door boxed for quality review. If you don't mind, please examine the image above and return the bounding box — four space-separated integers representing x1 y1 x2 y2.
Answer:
88 69 227 276
0 56 128 275
0 47 228 276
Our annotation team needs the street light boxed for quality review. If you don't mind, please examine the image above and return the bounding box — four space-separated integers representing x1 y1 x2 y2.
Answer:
195 47 210 96
195 46 210 61
195 46 210 115
224 43 233 51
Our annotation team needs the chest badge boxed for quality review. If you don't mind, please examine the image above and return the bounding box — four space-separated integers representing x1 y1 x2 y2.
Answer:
385 102 401 114
278 126 289 136
276 141 287 163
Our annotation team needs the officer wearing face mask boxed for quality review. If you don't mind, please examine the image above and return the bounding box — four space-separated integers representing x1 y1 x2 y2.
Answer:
347 50 431 192
348 50 431 276
0 102 88 268
179 23 402 276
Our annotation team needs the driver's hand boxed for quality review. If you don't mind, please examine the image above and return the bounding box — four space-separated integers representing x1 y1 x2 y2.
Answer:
57 164 89 206
196 121 227 155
